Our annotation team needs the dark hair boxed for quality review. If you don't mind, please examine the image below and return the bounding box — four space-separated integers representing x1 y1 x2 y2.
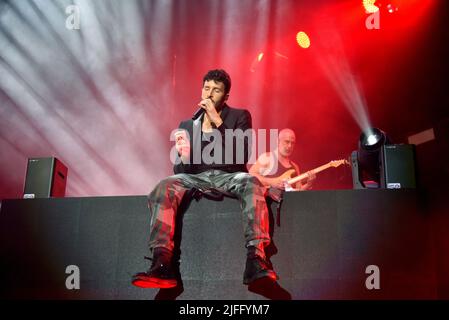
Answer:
202 69 232 95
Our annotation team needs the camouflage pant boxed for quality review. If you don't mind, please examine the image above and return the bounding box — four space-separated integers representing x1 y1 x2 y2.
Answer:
147 170 270 258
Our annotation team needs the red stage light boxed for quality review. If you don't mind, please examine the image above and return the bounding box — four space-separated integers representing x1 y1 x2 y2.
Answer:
250 52 265 72
296 31 310 49
363 0 379 13
386 3 399 13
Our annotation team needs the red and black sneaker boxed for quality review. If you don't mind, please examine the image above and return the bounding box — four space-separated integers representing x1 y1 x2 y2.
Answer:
243 249 278 285
131 265 177 289
132 248 178 289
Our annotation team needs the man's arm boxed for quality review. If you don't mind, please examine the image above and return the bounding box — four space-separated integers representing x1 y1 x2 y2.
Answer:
298 172 315 190
248 153 271 187
173 122 191 174
249 153 286 189
290 162 314 191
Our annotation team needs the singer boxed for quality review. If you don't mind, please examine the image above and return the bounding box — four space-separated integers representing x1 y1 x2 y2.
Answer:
132 69 279 293
191 80 226 126
191 81 226 126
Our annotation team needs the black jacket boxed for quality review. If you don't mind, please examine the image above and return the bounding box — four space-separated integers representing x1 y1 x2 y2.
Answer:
173 104 252 174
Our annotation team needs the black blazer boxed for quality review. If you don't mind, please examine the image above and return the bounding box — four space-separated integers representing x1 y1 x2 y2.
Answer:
173 104 252 174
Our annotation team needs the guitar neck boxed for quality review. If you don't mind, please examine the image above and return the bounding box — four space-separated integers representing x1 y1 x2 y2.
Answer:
287 162 332 185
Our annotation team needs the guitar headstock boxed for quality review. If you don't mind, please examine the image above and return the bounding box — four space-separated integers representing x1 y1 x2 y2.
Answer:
329 159 350 168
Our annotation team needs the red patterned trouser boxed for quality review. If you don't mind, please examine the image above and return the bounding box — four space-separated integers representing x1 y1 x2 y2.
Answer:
147 170 270 258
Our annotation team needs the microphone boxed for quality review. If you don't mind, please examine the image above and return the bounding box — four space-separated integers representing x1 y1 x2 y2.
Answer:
192 98 212 120
192 107 205 120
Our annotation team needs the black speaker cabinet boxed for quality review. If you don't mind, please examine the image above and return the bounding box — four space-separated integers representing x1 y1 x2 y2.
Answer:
380 144 416 189
23 157 68 198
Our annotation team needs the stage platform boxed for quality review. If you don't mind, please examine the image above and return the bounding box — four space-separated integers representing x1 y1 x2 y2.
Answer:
0 189 444 299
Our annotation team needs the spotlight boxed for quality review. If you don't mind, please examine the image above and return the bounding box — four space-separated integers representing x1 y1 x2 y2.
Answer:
250 52 265 73
351 128 417 189
296 31 310 49
386 3 399 13
250 51 288 73
363 0 379 13
360 127 387 149
363 1 399 14
352 128 389 188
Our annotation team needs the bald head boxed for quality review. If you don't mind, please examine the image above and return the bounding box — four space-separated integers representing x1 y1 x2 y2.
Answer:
279 128 295 140
278 128 296 158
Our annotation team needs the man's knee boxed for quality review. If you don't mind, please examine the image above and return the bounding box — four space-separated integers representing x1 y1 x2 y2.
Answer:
233 172 252 183
148 174 190 199
234 172 263 188
232 173 266 199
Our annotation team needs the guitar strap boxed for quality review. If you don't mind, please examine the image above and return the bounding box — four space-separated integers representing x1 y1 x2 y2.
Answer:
275 194 283 227
266 187 284 227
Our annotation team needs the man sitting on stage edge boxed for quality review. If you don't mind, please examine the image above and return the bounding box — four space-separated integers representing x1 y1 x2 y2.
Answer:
132 69 278 289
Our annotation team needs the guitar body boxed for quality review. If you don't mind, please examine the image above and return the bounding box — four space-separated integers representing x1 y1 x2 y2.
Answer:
258 159 349 189
262 168 297 188
277 168 297 182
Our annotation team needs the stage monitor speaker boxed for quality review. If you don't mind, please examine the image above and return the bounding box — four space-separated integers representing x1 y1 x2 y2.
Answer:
380 144 416 189
23 157 68 198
